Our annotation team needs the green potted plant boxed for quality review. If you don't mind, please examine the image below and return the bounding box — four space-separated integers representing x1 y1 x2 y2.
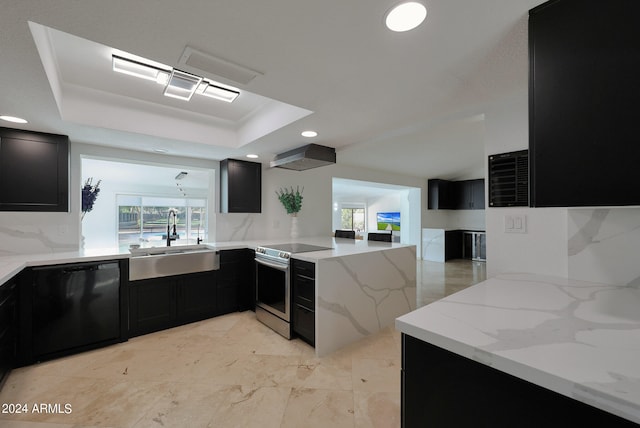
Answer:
276 186 303 238
275 186 303 215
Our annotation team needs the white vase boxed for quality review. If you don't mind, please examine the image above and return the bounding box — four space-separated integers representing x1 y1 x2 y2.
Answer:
290 214 299 239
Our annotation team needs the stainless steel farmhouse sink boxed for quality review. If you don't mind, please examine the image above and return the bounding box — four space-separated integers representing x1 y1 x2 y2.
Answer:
129 245 219 281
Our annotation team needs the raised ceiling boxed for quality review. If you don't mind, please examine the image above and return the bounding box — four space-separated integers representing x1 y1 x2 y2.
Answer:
0 0 545 179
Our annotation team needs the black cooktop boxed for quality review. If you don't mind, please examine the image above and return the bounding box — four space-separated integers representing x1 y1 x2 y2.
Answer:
261 243 333 253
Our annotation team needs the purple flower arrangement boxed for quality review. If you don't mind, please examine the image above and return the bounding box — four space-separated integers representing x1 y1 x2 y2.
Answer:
81 177 101 220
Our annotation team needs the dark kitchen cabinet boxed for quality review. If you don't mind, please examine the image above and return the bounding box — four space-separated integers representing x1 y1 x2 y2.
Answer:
454 179 485 210
220 158 261 213
179 272 219 324
129 270 218 337
129 276 177 336
218 249 255 314
0 275 18 389
292 259 315 346
444 230 462 261
0 127 68 212
429 179 484 210
529 0 640 207
428 179 454 210
401 333 636 427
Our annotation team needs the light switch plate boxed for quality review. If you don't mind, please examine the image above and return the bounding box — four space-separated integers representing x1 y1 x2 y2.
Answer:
504 214 527 233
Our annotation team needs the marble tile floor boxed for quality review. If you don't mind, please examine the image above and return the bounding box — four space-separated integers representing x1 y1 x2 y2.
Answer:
0 259 485 428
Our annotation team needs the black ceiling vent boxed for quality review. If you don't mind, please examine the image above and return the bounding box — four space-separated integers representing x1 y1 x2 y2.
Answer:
270 144 336 171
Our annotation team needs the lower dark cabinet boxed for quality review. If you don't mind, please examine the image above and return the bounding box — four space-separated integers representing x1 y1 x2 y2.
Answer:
292 259 315 346
402 334 635 427
219 249 255 313
129 270 217 337
130 277 177 336
179 272 218 324
293 304 314 345
444 231 462 261
0 275 18 388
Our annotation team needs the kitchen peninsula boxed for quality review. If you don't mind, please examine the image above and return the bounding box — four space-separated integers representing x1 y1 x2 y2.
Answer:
217 237 417 357
0 237 416 364
396 273 640 426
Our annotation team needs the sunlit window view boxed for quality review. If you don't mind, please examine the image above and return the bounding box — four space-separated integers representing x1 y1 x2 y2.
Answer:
341 207 365 231
117 195 206 247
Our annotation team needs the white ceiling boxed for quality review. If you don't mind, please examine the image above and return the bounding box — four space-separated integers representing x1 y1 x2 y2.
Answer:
0 0 545 179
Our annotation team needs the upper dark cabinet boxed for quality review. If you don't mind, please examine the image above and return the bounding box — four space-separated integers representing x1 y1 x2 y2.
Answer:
529 0 640 207
428 179 455 210
0 127 68 212
429 178 484 210
454 179 485 210
220 158 261 213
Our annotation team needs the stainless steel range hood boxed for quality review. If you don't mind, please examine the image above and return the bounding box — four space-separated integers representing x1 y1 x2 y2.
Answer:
270 144 336 171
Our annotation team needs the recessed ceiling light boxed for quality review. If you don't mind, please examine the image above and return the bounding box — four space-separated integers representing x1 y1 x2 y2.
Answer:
385 1 427 32
301 130 318 138
246 154 259 159
0 115 28 124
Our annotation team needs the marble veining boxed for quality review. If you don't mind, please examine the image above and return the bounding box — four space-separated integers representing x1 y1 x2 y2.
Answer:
568 208 640 286
317 246 416 357
0 225 77 255
396 273 640 424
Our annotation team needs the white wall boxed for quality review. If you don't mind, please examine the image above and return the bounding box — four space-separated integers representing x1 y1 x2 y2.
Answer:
214 163 427 249
484 92 569 278
423 209 486 231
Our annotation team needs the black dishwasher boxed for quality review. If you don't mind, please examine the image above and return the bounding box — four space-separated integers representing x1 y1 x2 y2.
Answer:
32 261 121 358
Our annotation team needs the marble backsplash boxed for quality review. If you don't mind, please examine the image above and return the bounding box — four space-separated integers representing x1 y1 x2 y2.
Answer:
568 208 640 287
0 224 78 256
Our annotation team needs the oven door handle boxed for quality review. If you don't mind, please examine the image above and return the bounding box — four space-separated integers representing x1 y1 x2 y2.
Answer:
255 258 290 272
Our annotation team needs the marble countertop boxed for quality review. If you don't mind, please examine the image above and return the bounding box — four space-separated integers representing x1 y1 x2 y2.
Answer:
396 273 640 424
0 237 413 285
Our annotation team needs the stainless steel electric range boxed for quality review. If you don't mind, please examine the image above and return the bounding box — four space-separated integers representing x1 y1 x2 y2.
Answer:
254 243 332 338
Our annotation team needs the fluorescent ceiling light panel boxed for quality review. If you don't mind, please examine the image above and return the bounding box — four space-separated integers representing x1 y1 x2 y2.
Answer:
197 82 240 103
112 55 170 84
163 69 202 101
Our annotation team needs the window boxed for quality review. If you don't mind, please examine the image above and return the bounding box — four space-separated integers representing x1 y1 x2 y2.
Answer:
117 195 206 247
341 208 365 231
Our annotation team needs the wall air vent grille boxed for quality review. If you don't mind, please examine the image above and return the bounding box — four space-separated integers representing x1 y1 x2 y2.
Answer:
488 149 529 207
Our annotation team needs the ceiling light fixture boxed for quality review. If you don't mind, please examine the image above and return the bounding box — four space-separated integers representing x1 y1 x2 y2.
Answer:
112 55 170 84
301 130 318 138
196 81 240 103
175 171 188 180
151 148 168 154
246 154 259 159
163 69 202 101
385 1 427 32
112 54 240 103
0 115 28 124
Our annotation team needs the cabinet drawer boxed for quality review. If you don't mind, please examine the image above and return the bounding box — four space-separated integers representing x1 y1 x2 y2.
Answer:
292 259 315 278
293 304 315 346
294 274 315 307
